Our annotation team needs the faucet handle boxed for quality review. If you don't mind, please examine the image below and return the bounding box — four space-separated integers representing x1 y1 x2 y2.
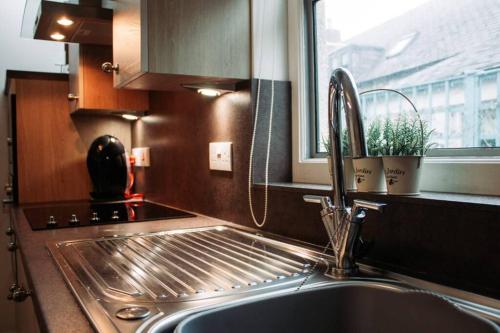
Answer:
352 200 385 213
303 195 333 211
350 200 386 223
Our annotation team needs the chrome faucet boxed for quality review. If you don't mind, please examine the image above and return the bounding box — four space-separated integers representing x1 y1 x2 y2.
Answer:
304 68 385 278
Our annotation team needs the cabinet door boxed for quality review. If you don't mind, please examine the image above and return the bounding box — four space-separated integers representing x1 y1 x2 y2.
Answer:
68 43 83 112
68 44 149 112
113 0 148 88
147 0 250 79
68 44 118 111
81 44 120 110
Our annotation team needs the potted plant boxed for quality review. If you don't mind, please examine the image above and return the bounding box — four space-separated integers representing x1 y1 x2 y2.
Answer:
352 119 386 192
381 115 434 195
322 129 356 190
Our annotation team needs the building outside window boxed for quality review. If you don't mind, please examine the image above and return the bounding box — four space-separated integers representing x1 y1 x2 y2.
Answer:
311 0 500 156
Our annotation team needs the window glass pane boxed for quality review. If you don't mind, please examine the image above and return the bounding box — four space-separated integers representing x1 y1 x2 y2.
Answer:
314 0 500 153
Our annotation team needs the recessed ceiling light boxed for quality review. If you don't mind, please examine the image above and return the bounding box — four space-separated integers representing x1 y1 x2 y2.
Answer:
197 88 221 97
50 32 65 41
122 114 139 121
57 17 74 26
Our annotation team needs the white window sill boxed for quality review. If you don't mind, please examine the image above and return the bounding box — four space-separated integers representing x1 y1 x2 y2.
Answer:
254 181 500 210
292 157 500 196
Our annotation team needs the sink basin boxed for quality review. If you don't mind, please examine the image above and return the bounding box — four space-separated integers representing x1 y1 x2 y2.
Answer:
174 282 499 333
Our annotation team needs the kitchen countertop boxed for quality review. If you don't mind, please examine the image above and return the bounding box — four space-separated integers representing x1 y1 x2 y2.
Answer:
11 203 237 333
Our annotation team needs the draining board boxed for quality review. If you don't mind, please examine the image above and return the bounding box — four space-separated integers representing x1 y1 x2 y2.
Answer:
51 226 326 304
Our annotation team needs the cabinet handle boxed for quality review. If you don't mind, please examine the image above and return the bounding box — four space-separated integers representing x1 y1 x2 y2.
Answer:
101 62 119 73
7 242 17 252
8 284 31 303
4 183 12 195
67 93 79 101
5 227 14 236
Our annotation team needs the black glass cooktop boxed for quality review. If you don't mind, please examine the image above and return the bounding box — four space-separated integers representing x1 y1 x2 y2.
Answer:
23 201 195 231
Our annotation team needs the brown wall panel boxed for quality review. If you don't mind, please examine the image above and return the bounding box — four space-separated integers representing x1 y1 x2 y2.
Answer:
15 78 133 203
133 89 253 224
16 79 91 203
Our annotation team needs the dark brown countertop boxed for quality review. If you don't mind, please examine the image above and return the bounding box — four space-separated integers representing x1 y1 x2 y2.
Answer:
11 204 236 333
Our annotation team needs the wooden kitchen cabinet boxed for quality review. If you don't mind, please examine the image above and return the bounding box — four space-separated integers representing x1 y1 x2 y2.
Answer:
112 0 251 90
68 43 149 113
13 77 92 203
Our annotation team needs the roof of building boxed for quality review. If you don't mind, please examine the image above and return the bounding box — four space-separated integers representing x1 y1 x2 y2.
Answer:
339 0 500 87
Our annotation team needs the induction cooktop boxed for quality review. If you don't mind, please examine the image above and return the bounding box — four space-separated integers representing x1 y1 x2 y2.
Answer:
23 201 195 231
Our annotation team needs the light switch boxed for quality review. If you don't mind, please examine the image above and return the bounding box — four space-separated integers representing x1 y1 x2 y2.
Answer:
132 147 151 167
209 142 232 171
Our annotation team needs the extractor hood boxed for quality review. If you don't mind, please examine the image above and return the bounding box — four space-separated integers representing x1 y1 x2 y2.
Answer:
21 0 113 45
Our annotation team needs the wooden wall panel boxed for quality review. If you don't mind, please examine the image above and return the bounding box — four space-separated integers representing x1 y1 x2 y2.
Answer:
15 79 91 203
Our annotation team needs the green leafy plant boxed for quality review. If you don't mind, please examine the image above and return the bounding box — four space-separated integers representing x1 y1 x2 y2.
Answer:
381 115 435 156
366 119 383 156
321 135 331 155
321 128 351 156
342 128 350 156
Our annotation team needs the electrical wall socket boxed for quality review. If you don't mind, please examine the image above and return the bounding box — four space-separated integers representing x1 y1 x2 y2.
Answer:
132 147 151 167
209 142 232 171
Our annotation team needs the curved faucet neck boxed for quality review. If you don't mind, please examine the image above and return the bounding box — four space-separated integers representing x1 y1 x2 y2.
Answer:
328 68 367 210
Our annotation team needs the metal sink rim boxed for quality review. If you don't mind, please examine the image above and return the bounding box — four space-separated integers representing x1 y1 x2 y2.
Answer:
143 275 500 333
169 279 500 333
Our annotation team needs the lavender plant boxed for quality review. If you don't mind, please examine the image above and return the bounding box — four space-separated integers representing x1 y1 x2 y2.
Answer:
366 119 383 156
321 129 351 156
381 115 435 156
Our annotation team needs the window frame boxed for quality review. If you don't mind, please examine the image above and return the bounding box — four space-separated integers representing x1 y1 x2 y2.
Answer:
305 0 325 159
289 0 500 195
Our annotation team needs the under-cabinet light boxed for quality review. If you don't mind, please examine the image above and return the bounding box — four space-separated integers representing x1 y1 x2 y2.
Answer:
197 88 221 97
50 32 65 41
57 17 74 26
182 82 248 96
122 114 139 121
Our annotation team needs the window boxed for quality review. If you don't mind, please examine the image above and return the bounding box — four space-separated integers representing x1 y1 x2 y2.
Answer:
288 0 500 195
310 0 500 157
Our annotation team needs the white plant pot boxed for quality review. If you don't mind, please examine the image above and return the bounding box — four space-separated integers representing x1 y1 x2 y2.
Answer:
382 156 423 195
352 157 386 193
326 156 356 190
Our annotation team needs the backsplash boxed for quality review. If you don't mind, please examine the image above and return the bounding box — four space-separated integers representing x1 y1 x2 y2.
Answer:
132 82 500 299
132 80 291 223
132 88 253 224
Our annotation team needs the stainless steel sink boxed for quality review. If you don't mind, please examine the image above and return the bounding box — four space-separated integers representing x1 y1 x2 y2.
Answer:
48 226 336 333
174 282 500 333
48 225 500 333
